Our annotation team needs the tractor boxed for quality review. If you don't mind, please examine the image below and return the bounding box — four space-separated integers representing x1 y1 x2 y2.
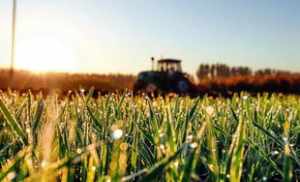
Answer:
133 57 197 96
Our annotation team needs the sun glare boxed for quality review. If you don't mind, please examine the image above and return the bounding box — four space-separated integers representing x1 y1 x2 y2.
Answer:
16 35 79 73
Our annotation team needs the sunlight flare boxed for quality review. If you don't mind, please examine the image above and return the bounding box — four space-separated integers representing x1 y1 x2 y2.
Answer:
16 35 79 72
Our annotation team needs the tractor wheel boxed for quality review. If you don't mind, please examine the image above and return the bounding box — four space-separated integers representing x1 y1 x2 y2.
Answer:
146 83 158 93
133 80 145 94
177 80 189 93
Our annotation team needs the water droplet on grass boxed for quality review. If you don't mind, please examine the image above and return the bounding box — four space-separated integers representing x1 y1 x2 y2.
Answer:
189 142 198 149
80 88 85 94
271 150 279 156
262 176 267 181
7 171 16 180
76 148 83 154
282 137 289 144
159 144 165 150
26 128 30 134
112 129 123 140
242 96 249 100
206 106 215 116
41 160 48 168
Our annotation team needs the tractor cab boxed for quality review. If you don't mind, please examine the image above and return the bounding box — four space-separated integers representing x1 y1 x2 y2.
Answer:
157 59 182 73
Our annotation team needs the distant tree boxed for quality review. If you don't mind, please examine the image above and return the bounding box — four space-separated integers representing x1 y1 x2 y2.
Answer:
196 64 210 80
197 63 254 80
215 64 230 77
255 68 273 76
239 66 252 76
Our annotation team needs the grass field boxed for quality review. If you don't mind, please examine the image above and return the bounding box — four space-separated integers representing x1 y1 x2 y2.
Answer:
0 90 299 181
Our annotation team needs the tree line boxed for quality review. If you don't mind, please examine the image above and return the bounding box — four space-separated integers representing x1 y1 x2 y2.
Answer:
196 63 300 96
196 63 292 80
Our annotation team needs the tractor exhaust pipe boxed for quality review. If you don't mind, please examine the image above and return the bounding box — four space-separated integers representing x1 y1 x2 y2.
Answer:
151 57 155 71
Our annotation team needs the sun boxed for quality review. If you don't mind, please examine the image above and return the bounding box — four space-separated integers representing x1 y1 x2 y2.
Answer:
16 35 79 73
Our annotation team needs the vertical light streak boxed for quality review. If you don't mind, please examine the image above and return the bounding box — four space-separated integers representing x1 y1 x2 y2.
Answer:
10 0 17 78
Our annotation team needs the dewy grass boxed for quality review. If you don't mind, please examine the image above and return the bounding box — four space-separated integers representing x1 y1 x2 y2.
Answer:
0 91 299 181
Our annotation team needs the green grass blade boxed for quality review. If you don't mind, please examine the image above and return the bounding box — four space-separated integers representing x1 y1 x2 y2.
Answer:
126 146 183 182
0 99 28 145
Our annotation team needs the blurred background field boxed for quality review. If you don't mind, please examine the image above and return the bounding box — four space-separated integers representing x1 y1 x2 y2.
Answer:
1 63 300 97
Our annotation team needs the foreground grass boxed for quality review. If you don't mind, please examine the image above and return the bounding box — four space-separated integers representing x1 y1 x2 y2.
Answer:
0 90 299 181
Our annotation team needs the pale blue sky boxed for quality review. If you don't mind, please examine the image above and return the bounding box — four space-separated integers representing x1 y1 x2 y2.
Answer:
0 0 299 74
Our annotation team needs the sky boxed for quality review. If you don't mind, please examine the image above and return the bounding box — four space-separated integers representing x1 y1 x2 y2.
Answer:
0 0 299 74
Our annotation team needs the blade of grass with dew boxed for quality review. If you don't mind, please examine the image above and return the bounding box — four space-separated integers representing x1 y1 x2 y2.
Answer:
87 154 96 182
32 99 44 148
0 147 28 181
206 121 220 180
85 87 95 104
181 149 196 182
0 99 28 145
229 113 246 182
182 98 200 144
247 138 283 177
283 119 293 182
124 146 183 181
253 112 300 167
